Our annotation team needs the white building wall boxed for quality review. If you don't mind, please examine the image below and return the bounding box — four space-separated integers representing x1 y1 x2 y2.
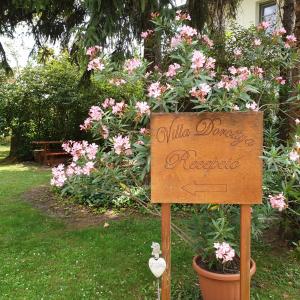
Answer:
235 0 280 28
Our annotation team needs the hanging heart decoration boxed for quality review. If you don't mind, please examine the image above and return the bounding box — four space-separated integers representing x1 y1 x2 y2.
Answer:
148 257 166 278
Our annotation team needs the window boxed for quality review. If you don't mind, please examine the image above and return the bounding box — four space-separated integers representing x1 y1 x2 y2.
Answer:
259 2 277 28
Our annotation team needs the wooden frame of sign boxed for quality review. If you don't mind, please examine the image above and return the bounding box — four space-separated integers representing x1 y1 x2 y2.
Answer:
151 112 263 300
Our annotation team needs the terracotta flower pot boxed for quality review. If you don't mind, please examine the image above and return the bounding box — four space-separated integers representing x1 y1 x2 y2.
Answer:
192 256 256 300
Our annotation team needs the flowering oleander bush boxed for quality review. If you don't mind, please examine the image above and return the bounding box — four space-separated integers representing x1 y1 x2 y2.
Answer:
52 12 300 271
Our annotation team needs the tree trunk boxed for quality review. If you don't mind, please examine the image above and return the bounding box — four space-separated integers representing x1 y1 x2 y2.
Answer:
282 0 296 35
278 0 296 142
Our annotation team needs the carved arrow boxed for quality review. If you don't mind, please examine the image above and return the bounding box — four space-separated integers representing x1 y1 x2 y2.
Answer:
181 183 227 195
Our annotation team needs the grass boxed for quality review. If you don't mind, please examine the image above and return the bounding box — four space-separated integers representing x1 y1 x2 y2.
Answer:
0 144 299 299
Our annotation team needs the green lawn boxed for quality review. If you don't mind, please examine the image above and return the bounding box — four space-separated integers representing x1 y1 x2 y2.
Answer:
0 145 299 299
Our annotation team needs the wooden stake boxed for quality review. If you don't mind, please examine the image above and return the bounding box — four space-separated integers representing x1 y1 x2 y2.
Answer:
161 203 171 300
240 204 251 300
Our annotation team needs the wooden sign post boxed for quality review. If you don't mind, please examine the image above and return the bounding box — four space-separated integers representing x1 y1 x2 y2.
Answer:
151 112 263 300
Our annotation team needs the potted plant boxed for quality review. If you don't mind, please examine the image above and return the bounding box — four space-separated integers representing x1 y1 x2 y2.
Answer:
189 206 257 300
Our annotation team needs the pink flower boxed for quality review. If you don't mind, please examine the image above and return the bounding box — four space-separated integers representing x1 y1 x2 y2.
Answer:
102 98 115 109
175 10 191 21
295 119 300 125
251 66 264 78
269 193 287 211
253 38 262 46
214 242 235 264
246 102 259 111
191 50 206 70
217 75 238 90
124 58 142 74
273 27 286 36
165 63 181 77
141 29 153 39
205 57 216 70
233 48 242 58
109 78 126 86
148 82 162 98
179 25 197 38
237 67 250 81
113 135 132 155
112 101 127 116
285 34 297 48
135 101 150 116
82 161 95 175
201 35 214 48
87 58 105 71
170 35 182 48
80 118 92 131
289 150 299 161
85 143 98 160
89 106 103 121
51 164 67 187
233 105 240 111
189 83 211 102
140 128 149 135
86 46 101 58
228 66 237 75
136 140 144 145
275 76 286 85
257 21 270 30
101 125 109 139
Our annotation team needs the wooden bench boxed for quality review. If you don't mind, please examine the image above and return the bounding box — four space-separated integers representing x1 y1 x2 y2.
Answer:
32 141 71 166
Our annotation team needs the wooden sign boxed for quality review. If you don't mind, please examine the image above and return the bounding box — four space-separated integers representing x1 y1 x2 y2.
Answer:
151 112 263 204
150 112 263 300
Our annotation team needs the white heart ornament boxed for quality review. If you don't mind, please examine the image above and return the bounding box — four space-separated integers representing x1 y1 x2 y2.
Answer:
148 257 166 278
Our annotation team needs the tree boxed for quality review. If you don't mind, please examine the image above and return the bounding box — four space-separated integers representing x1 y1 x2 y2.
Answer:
0 0 86 74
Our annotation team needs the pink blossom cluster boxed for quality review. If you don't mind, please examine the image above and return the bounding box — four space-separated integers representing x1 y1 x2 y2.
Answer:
253 38 262 46
295 119 300 125
102 98 116 109
51 164 67 187
141 29 153 39
135 101 150 116
233 48 242 58
113 135 132 155
217 66 251 90
109 78 126 86
170 35 182 48
62 140 99 161
112 101 127 116
201 35 214 48
175 10 191 21
191 50 206 70
269 193 287 211
217 75 238 90
86 45 101 58
140 128 150 135
148 82 163 98
101 125 109 139
165 63 181 77
87 58 105 71
191 50 216 73
179 25 197 38
272 27 286 37
257 21 270 31
246 102 259 111
124 58 142 74
80 106 103 130
214 242 235 264
189 83 211 103
251 66 264 78
275 76 286 85
289 150 299 162
285 34 297 48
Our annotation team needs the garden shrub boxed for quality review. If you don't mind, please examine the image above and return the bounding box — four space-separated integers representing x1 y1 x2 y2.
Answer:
52 13 300 249
0 54 144 160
